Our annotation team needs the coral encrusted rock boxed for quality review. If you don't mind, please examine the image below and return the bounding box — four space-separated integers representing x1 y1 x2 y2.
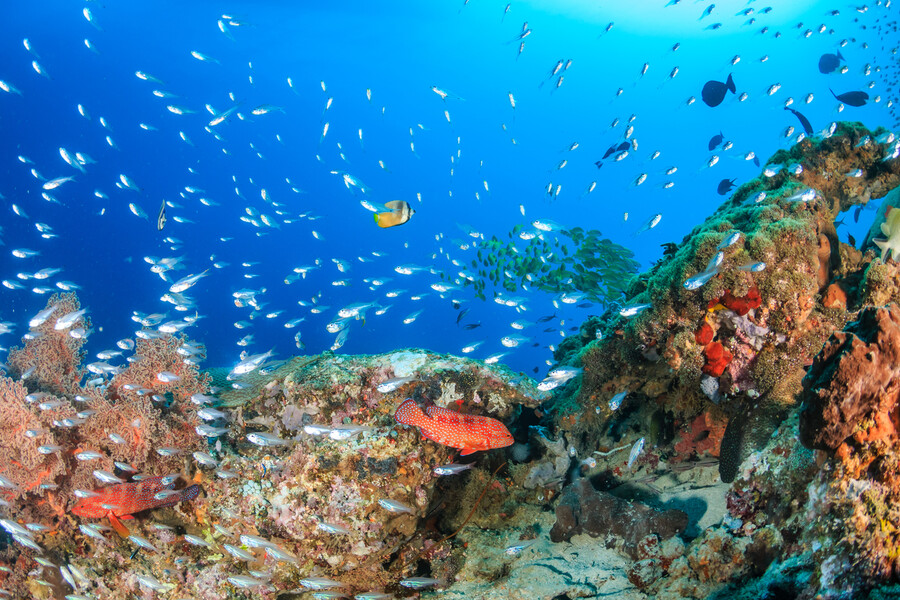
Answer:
799 303 900 450
549 479 688 558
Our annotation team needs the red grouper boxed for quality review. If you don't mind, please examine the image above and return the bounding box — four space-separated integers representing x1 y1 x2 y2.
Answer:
394 398 514 456
73 476 200 537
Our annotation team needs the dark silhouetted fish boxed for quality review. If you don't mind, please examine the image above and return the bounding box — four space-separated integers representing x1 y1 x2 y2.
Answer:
601 144 618 159
708 131 724 151
784 107 813 135
847 232 857 247
830 88 869 107
537 314 556 322
818 50 844 74
462 322 481 330
701 73 735 107
456 307 469 326
717 178 736 195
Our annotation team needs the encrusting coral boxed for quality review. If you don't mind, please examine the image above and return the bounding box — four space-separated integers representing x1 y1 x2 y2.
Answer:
0 316 541 599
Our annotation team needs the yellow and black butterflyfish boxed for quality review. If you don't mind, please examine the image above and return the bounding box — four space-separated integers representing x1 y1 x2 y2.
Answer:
374 200 415 228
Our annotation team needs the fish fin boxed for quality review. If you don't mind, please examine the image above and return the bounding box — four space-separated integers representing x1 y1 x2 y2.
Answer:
837 49 843 61
119 514 135 520
459 448 478 456
394 399 425 426
375 211 399 228
726 73 735 93
108 512 130 538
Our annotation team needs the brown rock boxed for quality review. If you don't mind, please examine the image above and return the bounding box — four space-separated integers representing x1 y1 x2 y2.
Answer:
822 282 848 310
799 304 900 450
627 558 662 588
817 233 833 289
549 479 688 558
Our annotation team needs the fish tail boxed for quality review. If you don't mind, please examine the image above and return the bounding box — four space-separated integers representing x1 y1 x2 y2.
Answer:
181 484 201 502
394 399 424 426
726 73 735 93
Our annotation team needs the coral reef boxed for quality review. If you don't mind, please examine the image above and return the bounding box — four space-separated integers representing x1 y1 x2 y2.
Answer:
0 329 540 599
6 292 88 396
0 295 210 597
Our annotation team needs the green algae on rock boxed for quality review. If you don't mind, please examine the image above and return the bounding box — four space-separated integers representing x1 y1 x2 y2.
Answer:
548 123 900 481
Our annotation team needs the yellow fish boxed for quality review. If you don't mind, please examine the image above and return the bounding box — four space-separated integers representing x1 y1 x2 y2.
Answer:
375 200 415 228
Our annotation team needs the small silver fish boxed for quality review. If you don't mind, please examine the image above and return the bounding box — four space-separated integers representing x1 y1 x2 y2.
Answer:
619 303 651 317
246 432 290 446
223 543 255 561
317 522 350 535
240 534 274 549
300 577 346 590
505 540 536 555
92 470 125 484
376 376 415 393
399 578 441 589
196 424 230 437
228 575 266 589
737 261 766 272
197 407 228 421
377 499 414 514
74 450 104 461
128 534 159 552
78 523 109 542
192 451 219 467
183 534 212 547
683 270 717 291
608 391 627 411
627 437 645 469
716 231 741 249
432 463 473 476
264 544 299 564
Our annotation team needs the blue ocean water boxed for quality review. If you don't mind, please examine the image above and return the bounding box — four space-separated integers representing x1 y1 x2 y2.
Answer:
0 1 896 377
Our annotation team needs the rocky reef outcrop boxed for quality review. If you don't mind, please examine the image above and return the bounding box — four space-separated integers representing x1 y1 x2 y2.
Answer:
549 479 688 557
440 123 900 600
799 304 900 451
